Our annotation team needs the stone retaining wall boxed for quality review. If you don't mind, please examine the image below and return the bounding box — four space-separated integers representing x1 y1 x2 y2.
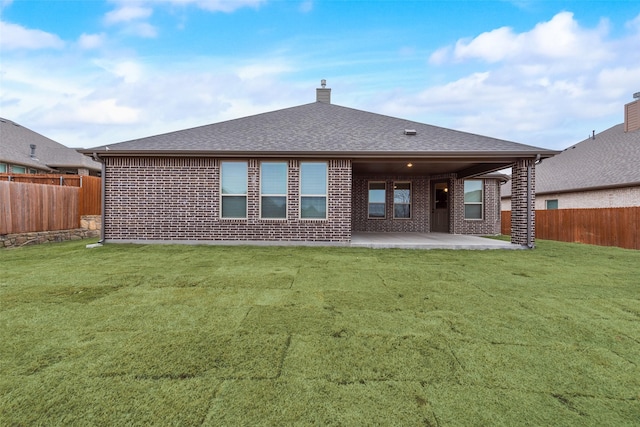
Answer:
1 215 102 249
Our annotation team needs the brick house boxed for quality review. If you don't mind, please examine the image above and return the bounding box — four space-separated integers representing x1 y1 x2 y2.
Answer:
502 95 640 211
1 117 101 176
82 83 556 247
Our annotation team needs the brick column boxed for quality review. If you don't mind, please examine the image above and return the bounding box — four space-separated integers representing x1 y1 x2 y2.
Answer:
511 159 536 247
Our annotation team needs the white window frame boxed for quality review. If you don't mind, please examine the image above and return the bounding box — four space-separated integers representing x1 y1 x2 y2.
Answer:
368 181 386 219
464 179 484 220
220 161 248 219
393 181 412 219
299 161 327 220
260 161 288 219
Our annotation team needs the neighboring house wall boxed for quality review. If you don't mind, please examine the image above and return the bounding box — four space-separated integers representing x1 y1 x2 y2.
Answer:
103 157 352 242
535 186 640 209
502 186 640 210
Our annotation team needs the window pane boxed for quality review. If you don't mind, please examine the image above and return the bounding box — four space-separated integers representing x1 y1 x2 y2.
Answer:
369 187 385 203
262 196 287 218
394 204 411 219
464 204 482 219
12 165 26 174
301 197 326 219
0 164 6 173
464 180 483 203
221 162 247 194
300 163 327 194
546 199 558 210
261 162 287 194
393 183 410 203
222 196 247 218
369 203 385 218
394 189 410 204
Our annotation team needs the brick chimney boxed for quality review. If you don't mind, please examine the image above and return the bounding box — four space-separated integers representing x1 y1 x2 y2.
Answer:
624 92 640 132
316 79 331 103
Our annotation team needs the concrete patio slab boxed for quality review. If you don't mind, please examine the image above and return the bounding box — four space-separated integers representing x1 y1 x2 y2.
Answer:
350 232 524 250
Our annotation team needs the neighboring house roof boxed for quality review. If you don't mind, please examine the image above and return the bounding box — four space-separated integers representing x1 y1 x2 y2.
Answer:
502 123 640 197
0 117 101 172
84 102 553 158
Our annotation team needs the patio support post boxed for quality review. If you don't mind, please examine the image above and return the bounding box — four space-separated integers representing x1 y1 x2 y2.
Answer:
511 159 536 247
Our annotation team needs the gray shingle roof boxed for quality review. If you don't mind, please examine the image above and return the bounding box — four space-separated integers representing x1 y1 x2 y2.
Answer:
0 118 101 172
502 123 640 197
85 102 553 157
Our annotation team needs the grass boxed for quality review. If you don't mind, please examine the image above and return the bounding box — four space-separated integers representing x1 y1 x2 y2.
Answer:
1 239 639 426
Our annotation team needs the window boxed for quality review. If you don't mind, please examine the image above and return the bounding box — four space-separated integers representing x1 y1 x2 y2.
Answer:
0 163 6 173
393 182 411 219
220 161 247 218
300 162 327 219
546 199 559 210
261 162 288 218
464 180 483 219
11 165 26 174
368 182 386 218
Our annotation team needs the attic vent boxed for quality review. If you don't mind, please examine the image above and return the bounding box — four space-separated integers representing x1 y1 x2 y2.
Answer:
404 129 417 136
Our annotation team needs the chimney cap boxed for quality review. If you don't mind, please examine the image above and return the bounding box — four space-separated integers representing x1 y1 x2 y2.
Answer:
321 79 326 88
633 91 640 99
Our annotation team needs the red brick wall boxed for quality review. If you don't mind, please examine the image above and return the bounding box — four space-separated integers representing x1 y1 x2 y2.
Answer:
352 176 429 232
103 157 351 242
352 174 502 235
451 178 502 235
510 159 536 246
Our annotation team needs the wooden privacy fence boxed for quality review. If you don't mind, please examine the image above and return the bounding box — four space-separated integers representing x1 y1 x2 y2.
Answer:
502 207 640 250
0 174 101 216
0 181 79 234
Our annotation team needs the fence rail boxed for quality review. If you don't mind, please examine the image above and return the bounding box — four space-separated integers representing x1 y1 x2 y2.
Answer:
0 181 79 234
0 174 101 216
501 207 640 250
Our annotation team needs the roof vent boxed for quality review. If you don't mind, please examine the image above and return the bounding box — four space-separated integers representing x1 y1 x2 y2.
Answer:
30 144 37 158
404 129 417 136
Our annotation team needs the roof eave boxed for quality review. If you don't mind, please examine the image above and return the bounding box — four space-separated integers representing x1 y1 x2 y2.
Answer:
82 149 559 160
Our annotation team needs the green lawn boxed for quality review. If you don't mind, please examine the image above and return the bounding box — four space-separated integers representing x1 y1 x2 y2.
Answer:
1 239 639 426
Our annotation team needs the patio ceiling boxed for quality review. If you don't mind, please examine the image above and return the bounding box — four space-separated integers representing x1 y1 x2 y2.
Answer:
351 159 515 178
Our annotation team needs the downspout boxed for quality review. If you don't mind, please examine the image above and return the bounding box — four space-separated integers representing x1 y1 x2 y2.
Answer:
93 153 106 244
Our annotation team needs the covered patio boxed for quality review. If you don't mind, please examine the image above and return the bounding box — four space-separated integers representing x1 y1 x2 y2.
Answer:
351 232 522 250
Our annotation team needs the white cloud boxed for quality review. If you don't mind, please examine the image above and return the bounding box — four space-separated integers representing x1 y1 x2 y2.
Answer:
103 4 157 38
37 99 141 127
126 22 158 38
436 12 612 67
173 0 266 13
78 33 105 50
237 62 293 80
299 1 313 13
94 59 144 83
104 5 152 25
0 21 64 50
625 13 640 31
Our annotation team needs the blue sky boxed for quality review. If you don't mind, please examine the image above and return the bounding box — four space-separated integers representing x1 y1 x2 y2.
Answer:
1 0 639 149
